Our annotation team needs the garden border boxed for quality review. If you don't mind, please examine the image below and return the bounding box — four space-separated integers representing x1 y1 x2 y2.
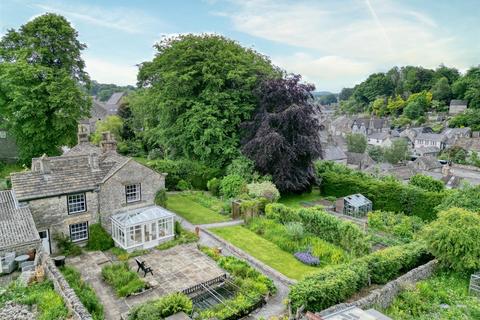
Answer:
318 259 438 316
200 227 297 286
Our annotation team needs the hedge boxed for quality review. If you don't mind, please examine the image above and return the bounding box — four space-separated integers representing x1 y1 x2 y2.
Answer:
320 172 445 220
289 241 432 312
144 159 221 190
128 293 193 320
265 204 370 256
289 261 369 311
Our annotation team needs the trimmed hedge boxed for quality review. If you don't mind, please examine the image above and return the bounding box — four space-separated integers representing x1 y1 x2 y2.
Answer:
289 261 369 311
319 172 445 221
289 241 432 312
265 204 370 256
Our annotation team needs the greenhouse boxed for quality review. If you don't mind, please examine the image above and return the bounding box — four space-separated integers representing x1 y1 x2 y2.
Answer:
111 205 175 251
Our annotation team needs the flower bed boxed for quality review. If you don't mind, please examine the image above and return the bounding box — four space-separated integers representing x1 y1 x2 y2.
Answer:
101 262 147 297
294 251 320 266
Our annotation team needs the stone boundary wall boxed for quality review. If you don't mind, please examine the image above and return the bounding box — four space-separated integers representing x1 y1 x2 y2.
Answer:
41 253 93 320
452 163 480 172
200 228 297 286
319 259 438 316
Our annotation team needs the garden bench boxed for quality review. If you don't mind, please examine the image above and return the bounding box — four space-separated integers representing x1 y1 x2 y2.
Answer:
135 258 153 277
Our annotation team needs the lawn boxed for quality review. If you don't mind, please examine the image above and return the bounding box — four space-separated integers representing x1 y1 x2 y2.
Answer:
167 193 230 224
209 225 319 280
279 188 324 208
383 271 480 319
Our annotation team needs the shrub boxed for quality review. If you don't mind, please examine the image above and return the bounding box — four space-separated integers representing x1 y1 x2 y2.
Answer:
147 159 221 190
285 222 304 241
265 203 300 224
176 179 192 191
359 242 431 284
409 174 444 192
246 181 280 202
289 261 369 311
154 189 168 207
226 155 256 181
86 224 114 251
220 174 247 199
53 233 82 256
207 177 221 196
128 293 193 320
101 263 147 297
61 266 104 319
367 211 424 241
421 208 480 272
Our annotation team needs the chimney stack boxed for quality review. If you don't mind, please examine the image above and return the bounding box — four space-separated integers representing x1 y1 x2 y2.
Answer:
101 131 117 153
78 124 89 144
88 153 100 171
36 154 51 174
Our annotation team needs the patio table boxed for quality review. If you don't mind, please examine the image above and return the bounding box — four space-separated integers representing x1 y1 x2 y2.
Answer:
14 255 29 270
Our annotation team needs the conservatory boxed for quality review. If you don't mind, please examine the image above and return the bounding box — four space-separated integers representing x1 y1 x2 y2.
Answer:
111 206 175 251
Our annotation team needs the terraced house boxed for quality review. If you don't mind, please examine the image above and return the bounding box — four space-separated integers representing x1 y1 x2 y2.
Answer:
10 126 173 254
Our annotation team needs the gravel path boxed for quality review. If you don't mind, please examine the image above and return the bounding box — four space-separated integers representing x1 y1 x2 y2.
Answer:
178 216 290 319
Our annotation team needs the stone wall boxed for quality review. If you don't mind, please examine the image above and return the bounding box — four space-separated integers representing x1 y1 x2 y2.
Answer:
319 260 438 316
201 228 297 286
99 160 165 232
0 240 41 257
27 191 98 253
41 253 93 320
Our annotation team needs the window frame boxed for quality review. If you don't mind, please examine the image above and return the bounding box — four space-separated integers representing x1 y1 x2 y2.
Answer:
67 193 87 214
69 221 89 242
125 183 141 203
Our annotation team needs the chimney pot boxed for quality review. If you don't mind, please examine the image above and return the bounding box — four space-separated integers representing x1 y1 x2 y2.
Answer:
77 124 89 144
101 131 117 153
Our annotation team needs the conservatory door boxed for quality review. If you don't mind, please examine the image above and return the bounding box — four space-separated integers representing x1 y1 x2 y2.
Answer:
143 222 158 248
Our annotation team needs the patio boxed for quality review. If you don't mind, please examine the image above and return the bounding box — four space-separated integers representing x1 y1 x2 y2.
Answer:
67 244 226 320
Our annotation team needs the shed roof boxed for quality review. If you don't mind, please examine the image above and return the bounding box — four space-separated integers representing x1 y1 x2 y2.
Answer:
323 145 347 161
415 133 446 142
450 99 467 106
111 205 175 227
0 190 39 250
344 194 371 207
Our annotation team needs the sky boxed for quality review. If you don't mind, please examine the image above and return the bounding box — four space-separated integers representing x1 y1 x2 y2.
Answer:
1 0 479 92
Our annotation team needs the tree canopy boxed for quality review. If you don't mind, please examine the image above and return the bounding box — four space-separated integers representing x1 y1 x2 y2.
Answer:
240 74 321 194
346 133 367 153
0 13 90 163
131 34 280 167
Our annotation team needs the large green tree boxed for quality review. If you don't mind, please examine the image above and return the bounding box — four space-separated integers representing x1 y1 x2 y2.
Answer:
0 13 90 163
133 34 279 167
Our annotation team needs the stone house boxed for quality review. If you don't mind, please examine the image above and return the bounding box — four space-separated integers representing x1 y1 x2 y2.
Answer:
410 156 443 172
322 145 347 164
444 127 472 148
346 152 375 170
351 117 390 136
449 99 467 115
367 132 392 147
10 128 168 254
413 133 446 150
0 190 40 257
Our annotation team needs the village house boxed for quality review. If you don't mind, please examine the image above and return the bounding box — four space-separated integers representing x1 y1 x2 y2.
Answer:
413 133 446 152
322 145 347 164
449 99 468 115
351 117 390 136
367 132 392 147
444 127 472 148
346 152 375 170
10 126 172 254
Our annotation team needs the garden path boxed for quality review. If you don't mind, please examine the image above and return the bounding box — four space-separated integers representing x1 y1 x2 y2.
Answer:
178 216 290 319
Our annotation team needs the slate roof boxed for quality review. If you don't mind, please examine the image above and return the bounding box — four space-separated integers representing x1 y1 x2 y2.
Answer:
368 132 389 140
415 133 446 142
63 142 102 156
412 156 442 170
352 117 389 130
450 99 468 106
346 152 375 167
10 151 129 201
106 92 125 105
414 146 441 155
0 190 39 250
90 100 108 120
323 145 347 161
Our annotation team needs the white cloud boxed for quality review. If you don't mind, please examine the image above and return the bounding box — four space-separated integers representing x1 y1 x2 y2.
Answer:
34 1 162 34
220 0 469 90
84 56 137 86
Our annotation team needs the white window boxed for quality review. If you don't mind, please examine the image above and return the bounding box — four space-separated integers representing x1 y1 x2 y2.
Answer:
0 131 6 139
125 184 141 203
69 222 88 242
67 193 86 214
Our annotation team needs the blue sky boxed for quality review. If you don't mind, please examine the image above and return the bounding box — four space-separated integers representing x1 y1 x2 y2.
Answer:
1 0 479 91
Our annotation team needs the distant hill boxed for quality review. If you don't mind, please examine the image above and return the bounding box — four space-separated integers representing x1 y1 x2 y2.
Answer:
89 81 135 102
312 91 336 97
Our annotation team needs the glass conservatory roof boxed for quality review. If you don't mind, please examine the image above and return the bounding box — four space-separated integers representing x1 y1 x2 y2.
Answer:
344 193 371 207
111 205 175 227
